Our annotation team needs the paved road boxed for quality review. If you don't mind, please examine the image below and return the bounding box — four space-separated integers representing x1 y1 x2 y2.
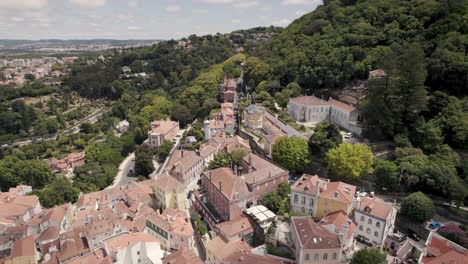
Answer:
107 153 135 189
1 108 108 149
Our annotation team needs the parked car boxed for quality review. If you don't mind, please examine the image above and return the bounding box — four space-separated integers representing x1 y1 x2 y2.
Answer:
407 229 420 241
428 221 442 229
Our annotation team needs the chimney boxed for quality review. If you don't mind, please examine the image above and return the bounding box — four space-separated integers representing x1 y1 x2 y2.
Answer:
219 181 222 191
248 155 252 165
234 165 238 176
209 171 212 181
181 150 184 157
315 182 320 194
269 171 271 178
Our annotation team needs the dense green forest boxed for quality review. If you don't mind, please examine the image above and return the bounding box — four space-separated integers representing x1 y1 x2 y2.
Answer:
257 0 467 96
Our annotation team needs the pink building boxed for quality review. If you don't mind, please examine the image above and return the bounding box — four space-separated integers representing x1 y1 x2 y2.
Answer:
194 153 288 228
147 119 179 148
48 151 86 173
240 153 289 201
165 150 204 186
291 217 342 264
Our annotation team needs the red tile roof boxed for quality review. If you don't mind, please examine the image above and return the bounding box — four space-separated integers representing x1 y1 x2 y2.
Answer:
289 96 328 106
319 211 356 239
357 197 393 219
203 168 251 201
163 247 203 264
216 215 253 240
10 235 35 258
423 234 468 264
328 98 355 112
292 217 341 249
292 174 329 196
319 181 356 205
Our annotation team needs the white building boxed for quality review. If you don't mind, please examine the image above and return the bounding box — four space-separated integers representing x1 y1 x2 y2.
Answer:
288 96 362 135
353 197 397 246
103 232 166 264
290 175 329 217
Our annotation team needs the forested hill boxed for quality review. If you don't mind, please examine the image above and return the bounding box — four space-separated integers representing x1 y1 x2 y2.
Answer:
257 0 468 96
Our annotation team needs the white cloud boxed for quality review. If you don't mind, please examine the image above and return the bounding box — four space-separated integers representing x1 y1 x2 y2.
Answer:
127 26 141 31
195 0 259 9
195 0 234 3
232 1 259 8
192 9 209 14
282 0 321 5
165 5 181 12
11 17 25 22
272 18 291 27
295 10 306 16
70 0 106 9
232 19 241 24
128 0 138 8
0 0 48 10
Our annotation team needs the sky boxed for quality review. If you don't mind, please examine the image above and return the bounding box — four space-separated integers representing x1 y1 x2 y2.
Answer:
0 0 322 40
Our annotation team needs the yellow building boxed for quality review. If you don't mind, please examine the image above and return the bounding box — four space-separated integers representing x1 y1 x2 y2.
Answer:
316 181 356 218
151 173 186 211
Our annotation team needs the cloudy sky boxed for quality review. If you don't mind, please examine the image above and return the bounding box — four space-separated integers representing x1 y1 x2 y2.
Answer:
0 0 322 40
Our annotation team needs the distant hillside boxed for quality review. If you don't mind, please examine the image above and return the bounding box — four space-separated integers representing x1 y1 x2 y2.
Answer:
257 0 468 96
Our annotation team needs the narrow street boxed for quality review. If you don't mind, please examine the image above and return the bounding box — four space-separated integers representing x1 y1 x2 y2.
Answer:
107 152 135 189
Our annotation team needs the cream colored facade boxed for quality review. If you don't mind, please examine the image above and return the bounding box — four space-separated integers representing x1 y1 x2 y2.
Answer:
152 174 186 211
243 104 265 129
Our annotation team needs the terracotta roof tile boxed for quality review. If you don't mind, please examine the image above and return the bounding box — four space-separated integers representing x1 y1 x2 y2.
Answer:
206 236 252 262
328 98 355 112
292 217 341 249
319 181 356 205
357 197 393 219
289 96 328 106
292 174 329 196
319 211 356 239
203 168 250 201
103 232 159 252
163 247 203 264
216 215 253 240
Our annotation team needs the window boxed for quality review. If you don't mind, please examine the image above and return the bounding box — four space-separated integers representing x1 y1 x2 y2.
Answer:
323 253 328 260
294 194 298 203
314 254 319 261
305 254 310 261
376 222 380 228
366 228 370 234
137 251 140 255
301 207 305 213
359 225 363 231
368 219 372 225
374 231 379 237
309 199 314 207
360 216 364 222
301 197 306 205
333 253 337 260
309 209 313 215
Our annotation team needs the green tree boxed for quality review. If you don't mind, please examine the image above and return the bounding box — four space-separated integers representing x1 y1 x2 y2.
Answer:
229 147 247 166
24 73 35 81
325 144 373 179
277 182 291 198
261 191 283 213
308 121 343 154
374 160 399 191
351 248 386 264
134 144 154 177
272 136 310 174
244 57 271 88
37 177 79 208
158 140 174 161
400 192 435 223
208 152 233 170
